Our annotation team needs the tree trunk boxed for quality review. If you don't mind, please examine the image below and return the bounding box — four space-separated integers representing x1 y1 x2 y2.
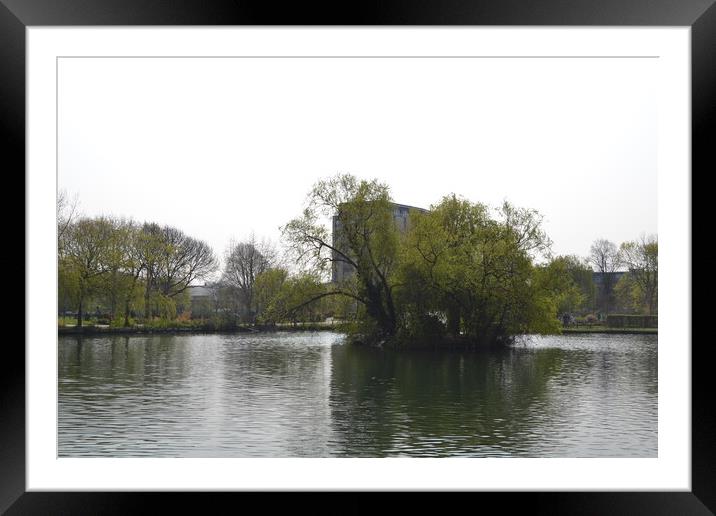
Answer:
77 298 83 328
124 299 131 327
109 295 116 322
647 291 655 315
144 288 152 321
446 304 460 336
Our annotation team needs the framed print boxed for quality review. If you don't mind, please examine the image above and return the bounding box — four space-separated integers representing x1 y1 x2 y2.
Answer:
5 0 714 513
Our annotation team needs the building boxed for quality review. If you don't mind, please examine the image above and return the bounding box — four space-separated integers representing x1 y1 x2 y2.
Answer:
186 284 217 318
331 202 427 283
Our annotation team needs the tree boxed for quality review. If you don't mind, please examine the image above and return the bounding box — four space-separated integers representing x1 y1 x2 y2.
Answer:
96 217 132 321
614 272 642 313
136 223 167 321
619 234 658 314
260 272 326 325
57 189 79 257
222 234 277 323
115 220 147 326
62 217 115 326
282 173 402 339
400 195 558 344
156 225 217 300
136 223 217 321
588 238 621 314
254 267 288 322
550 255 594 313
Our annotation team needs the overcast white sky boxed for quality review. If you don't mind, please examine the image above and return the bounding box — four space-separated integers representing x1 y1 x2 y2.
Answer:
59 56 657 272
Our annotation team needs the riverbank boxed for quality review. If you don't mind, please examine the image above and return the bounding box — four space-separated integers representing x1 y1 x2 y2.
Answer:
561 326 657 335
58 322 351 336
58 324 657 337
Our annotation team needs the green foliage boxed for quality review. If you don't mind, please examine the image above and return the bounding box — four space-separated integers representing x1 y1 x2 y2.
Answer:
539 256 587 315
259 272 327 324
282 173 402 337
398 195 561 344
280 177 578 346
254 267 288 318
549 255 594 313
619 235 658 315
143 317 204 330
152 293 177 320
395 311 446 347
110 315 134 328
614 273 643 313
58 316 76 327
59 181 656 347
58 214 217 326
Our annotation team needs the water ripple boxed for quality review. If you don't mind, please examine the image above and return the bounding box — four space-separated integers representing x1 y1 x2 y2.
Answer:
59 332 657 457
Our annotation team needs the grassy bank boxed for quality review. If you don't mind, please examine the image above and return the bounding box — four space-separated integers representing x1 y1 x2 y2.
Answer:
58 321 352 336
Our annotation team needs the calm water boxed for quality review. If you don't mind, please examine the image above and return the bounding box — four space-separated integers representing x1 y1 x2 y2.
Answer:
58 332 657 457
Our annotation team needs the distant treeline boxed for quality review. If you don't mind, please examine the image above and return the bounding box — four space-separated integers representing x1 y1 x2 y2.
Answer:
57 193 336 329
58 177 657 346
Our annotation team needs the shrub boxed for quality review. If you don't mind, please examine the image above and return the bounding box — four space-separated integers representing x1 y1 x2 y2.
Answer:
110 316 134 328
396 312 446 347
606 314 658 328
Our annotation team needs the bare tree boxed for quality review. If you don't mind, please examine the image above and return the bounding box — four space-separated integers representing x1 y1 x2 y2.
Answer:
136 223 217 320
222 234 277 322
589 238 622 314
57 189 79 257
156 225 218 299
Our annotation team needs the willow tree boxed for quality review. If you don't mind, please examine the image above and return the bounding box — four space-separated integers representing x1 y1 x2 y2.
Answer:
116 220 148 326
400 195 559 345
546 255 594 314
258 272 326 326
136 223 167 320
62 217 115 327
282 174 402 339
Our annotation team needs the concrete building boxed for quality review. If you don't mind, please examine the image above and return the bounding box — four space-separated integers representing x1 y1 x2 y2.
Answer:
331 202 427 283
186 283 217 318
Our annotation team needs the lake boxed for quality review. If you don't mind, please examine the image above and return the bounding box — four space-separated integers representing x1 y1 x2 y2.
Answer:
58 332 657 457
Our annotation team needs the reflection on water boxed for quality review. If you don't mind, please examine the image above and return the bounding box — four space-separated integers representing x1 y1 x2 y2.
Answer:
58 332 657 457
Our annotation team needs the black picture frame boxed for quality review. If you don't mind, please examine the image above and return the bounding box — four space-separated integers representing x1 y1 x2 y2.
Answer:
5 1 713 513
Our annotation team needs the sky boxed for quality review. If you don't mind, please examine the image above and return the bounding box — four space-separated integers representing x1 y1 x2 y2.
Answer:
58 56 657 275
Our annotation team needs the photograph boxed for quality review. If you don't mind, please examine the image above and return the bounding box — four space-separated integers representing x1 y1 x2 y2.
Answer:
11 13 707 508
3 0 715 506
55 50 659 459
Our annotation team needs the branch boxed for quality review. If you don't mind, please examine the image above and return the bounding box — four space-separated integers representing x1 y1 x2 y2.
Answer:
285 289 367 315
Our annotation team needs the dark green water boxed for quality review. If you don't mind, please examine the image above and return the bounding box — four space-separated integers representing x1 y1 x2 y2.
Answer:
58 332 657 457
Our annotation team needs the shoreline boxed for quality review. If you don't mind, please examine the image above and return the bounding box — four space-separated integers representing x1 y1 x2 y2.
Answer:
57 324 346 337
561 327 657 335
58 325 657 337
